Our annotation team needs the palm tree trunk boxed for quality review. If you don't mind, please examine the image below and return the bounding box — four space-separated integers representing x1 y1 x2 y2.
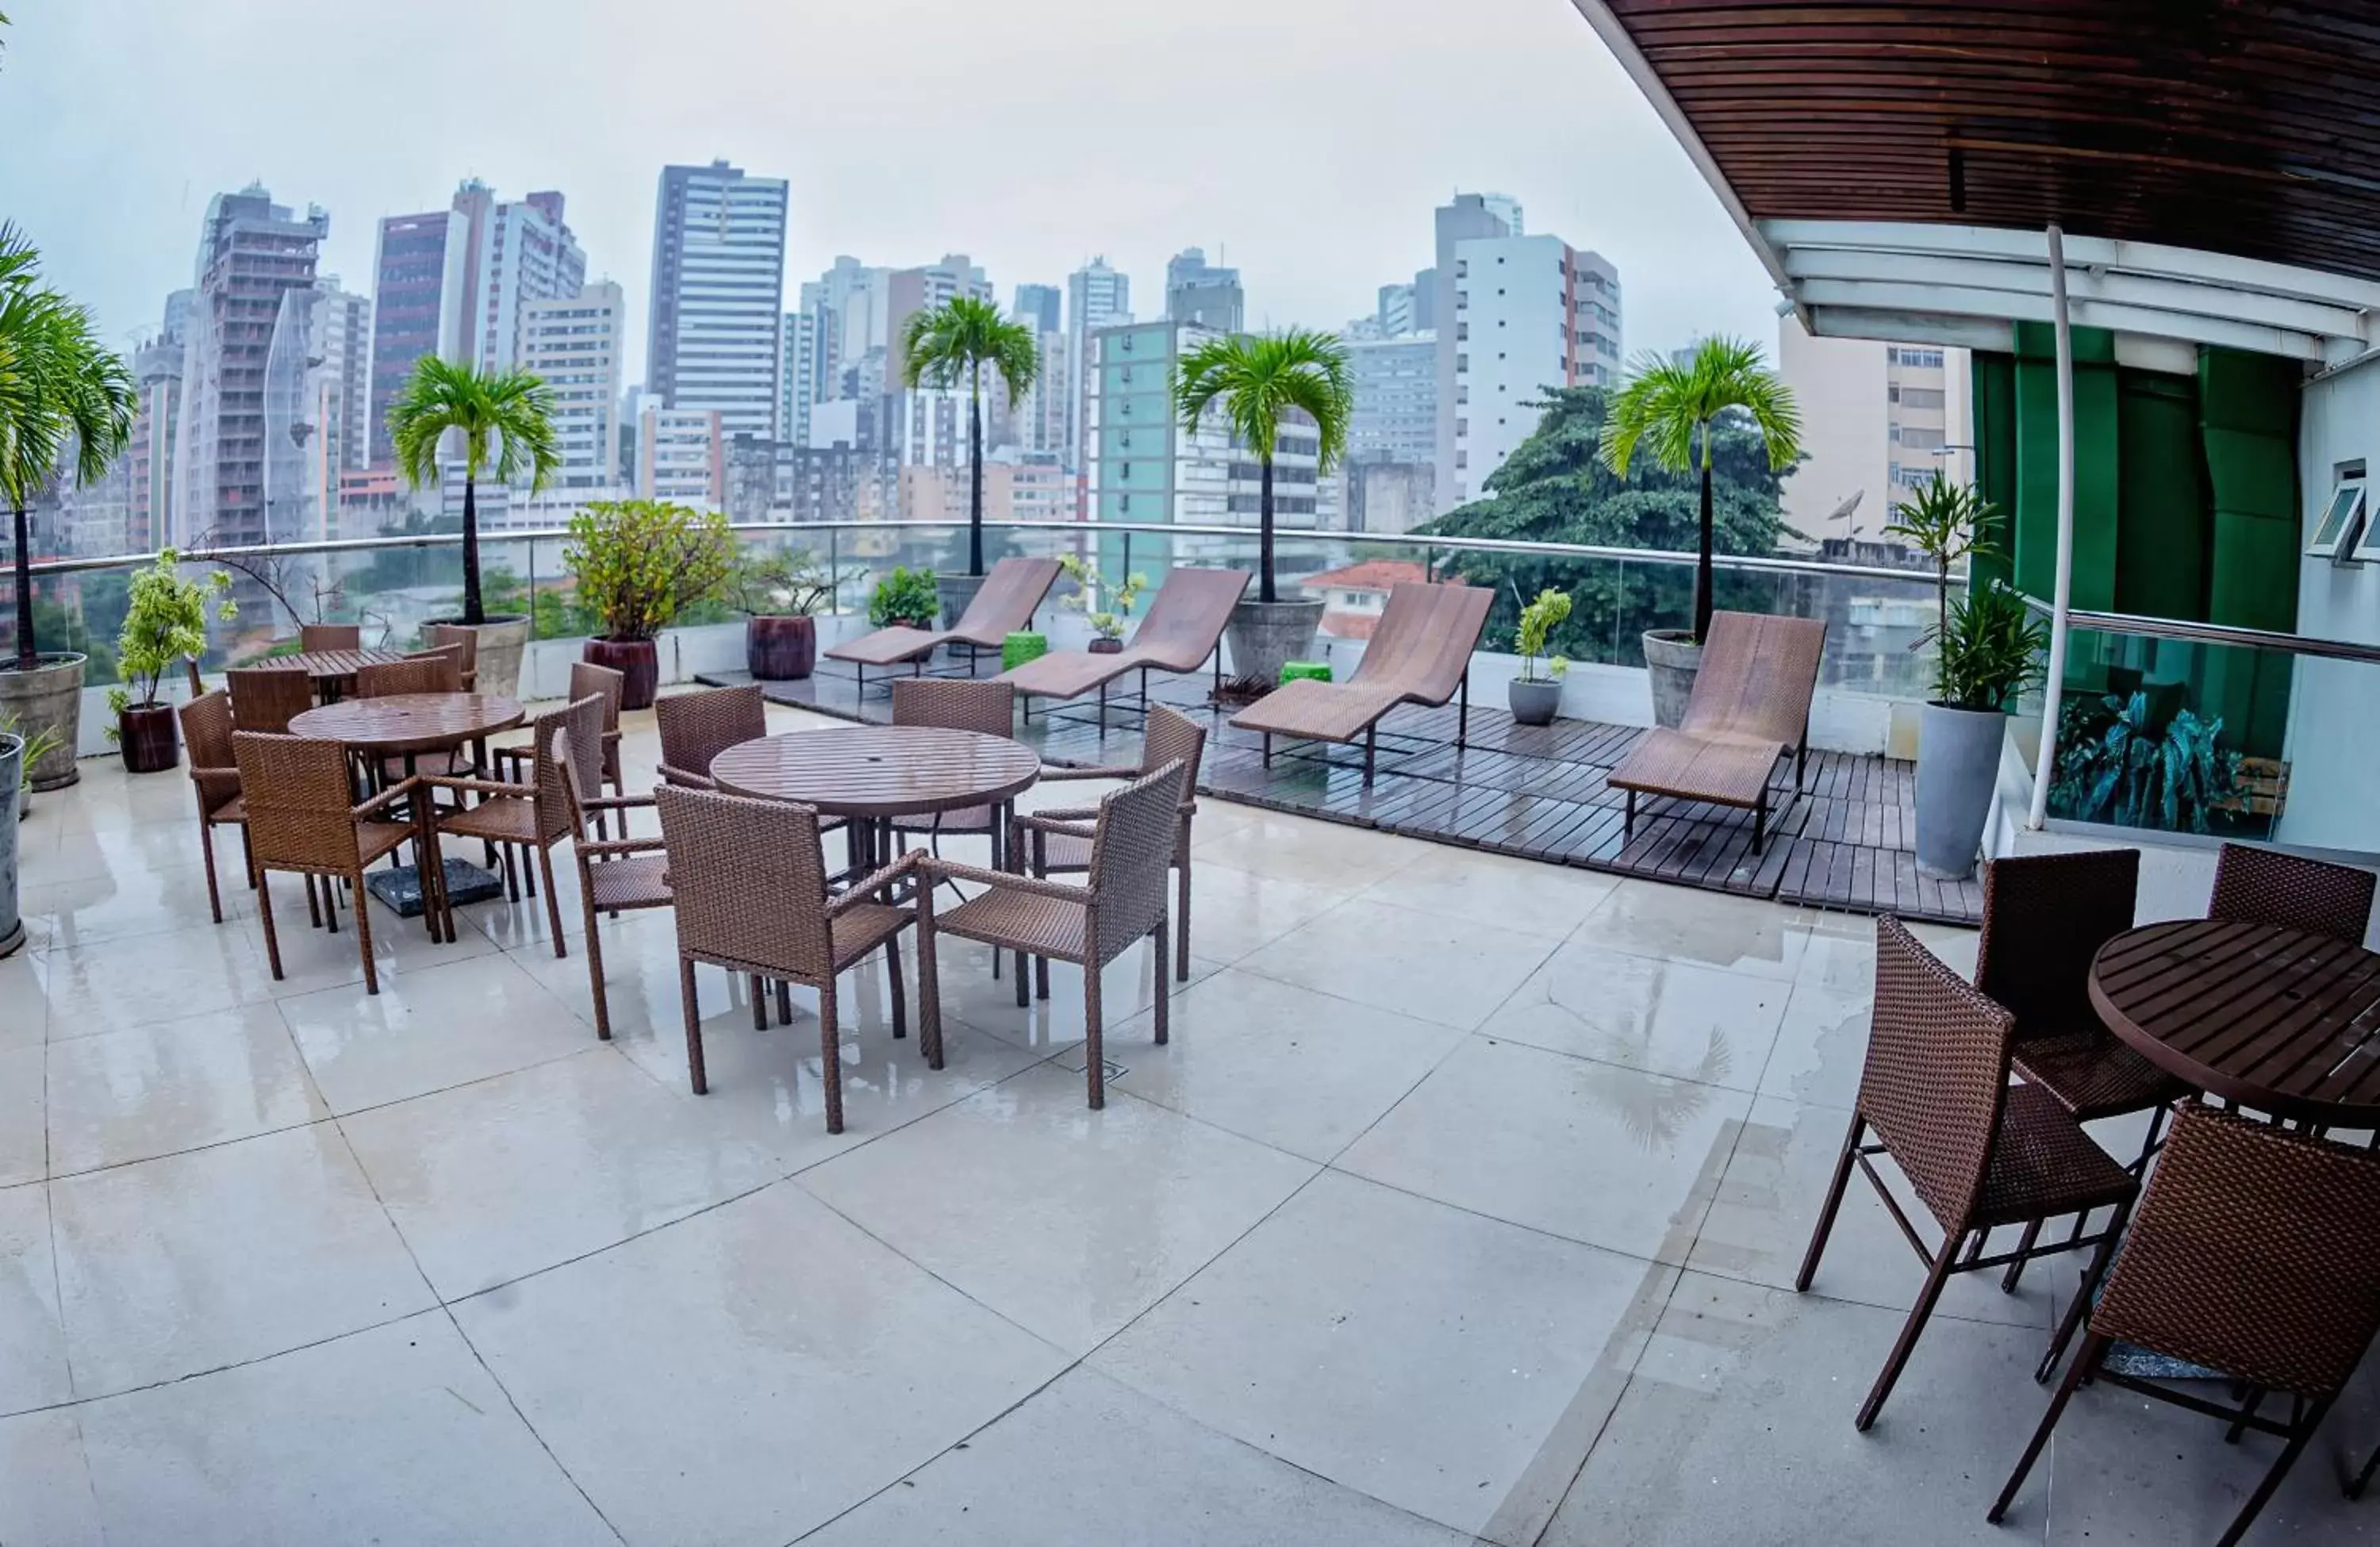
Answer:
1694 426 1715 644
1258 454 1276 604
460 476 484 627
10 504 33 672
968 365 985 576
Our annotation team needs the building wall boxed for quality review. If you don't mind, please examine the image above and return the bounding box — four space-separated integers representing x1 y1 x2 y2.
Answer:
366 207 463 468
637 406 723 506
519 282 624 497
1449 233 1614 505
1346 333 1437 466
1779 317 1975 545
647 161 788 439
1432 194 1519 514
2280 362 2380 854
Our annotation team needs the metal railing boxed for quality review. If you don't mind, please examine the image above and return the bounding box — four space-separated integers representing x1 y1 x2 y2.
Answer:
2019 594 2380 666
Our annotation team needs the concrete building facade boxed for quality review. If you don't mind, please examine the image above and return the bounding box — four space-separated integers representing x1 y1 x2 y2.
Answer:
517 281 627 497
1446 233 1622 507
1165 247 1244 333
646 160 788 440
636 405 724 506
1777 316 1974 545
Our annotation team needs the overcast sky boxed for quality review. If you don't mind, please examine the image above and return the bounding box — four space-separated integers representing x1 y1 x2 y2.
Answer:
0 0 1783 382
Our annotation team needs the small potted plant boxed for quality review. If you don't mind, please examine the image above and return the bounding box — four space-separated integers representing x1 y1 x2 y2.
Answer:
727 551 835 681
106 550 233 774
1058 552 1147 655
563 499 738 710
1915 579 2046 877
1508 586 1572 727
868 566 939 631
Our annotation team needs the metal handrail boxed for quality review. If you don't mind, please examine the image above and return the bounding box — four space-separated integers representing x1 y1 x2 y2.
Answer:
2019 594 2380 666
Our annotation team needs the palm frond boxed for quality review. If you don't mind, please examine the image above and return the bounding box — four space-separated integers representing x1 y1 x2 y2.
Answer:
1173 328 1353 468
384 355 560 491
1601 336 1801 476
901 294 1039 396
0 278 135 509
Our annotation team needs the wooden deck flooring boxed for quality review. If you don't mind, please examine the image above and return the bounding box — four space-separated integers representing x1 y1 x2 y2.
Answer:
708 661 1983 926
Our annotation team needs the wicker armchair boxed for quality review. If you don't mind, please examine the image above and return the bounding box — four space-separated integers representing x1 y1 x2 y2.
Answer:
1991 1104 2380 1547
889 678 1017 862
232 731 430 995
1795 917 2140 1430
496 662 628 834
356 651 456 698
227 666 316 735
178 689 250 924
422 623 478 689
654 683 766 790
2207 840 2376 946
555 717 667 1041
653 783 919 1131
419 697 602 954
916 760 1189 1111
299 623 362 653
1012 703 1207 981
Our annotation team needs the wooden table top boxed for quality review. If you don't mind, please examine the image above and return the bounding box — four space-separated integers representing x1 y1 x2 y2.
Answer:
2091 918 2380 1127
256 648 408 681
709 727 1041 818
289 693 524 755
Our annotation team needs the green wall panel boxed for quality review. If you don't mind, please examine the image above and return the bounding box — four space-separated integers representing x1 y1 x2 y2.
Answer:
2197 348 2301 758
1970 351 2017 591
2113 371 2207 620
2009 321 2119 610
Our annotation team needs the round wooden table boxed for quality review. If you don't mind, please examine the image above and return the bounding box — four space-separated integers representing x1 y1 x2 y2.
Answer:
2090 919 2380 1128
710 727 1042 873
258 649 409 701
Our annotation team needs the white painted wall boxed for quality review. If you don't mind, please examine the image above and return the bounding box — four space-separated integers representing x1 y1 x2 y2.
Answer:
2279 362 2380 854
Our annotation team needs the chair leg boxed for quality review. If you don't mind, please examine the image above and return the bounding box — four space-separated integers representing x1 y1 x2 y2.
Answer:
321 870 339 933
1856 1230 1960 1430
240 826 257 890
752 974 769 1031
1175 858 1192 983
538 844 566 959
1152 919 1170 1046
1624 788 1636 839
1035 952 1050 1003
2000 1219 2044 1294
350 869 380 996
1015 939 1032 1008
1795 1113 1864 1292
916 903 946 1070
2349 1437 2379 1500
256 871 285 981
305 872 324 930
678 956 708 1093
198 823 225 924
885 935 908 1040
777 980 793 1025
1084 954 1105 1110
584 912 612 1041
2038 1198 2129 1384
820 980 844 1134
1990 1332 2102 1524
2218 1399 2332 1547
2225 1386 2266 1444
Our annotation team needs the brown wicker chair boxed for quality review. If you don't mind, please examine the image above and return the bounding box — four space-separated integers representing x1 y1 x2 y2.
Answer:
555 716 667 1042
299 623 363 654
653 783 919 1130
654 683 767 789
178 689 250 924
227 666 317 735
889 678 1018 863
917 760 1189 1111
419 697 601 954
232 731 429 995
2208 840 2377 947
1795 916 2139 1430
356 651 457 698
496 662 628 832
1990 1103 2380 1547
1012 703 1207 981
422 623 479 690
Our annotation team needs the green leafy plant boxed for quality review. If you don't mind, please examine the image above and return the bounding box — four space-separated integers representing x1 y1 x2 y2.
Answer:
1175 328 1353 604
105 551 233 726
2050 692 2244 833
724 551 836 618
1057 551 1147 640
562 500 737 643
1549 654 1571 681
1883 472 1999 674
902 296 1040 578
868 566 939 629
1601 336 1802 643
1935 580 2045 712
0 705 61 793
1514 586 1573 684
386 357 559 627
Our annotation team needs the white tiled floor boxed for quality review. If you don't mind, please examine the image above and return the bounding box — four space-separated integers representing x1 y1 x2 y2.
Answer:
2 697 2374 1545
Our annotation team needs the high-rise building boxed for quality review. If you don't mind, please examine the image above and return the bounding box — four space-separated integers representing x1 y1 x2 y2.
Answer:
1346 333 1438 466
1065 257 1131 477
1777 317 1972 545
1376 282 1420 338
1165 247 1244 333
517 281 626 504
175 184 329 547
1012 283 1061 335
637 405 724 506
262 282 362 546
126 290 193 553
1431 192 1522 513
647 159 789 440
1445 233 1622 507
460 186 585 375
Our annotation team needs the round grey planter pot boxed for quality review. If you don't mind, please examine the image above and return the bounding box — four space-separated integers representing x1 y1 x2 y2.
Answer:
1508 678 1563 727
1641 630 1699 730
0 652 86 790
428 616 529 701
1224 598 1324 689
0 733 23 958
1915 701 2006 880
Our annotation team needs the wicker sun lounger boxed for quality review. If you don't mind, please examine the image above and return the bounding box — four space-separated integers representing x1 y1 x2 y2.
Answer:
1230 581 1494 784
1000 566 1250 713
824 555 1061 691
1606 610 1825 854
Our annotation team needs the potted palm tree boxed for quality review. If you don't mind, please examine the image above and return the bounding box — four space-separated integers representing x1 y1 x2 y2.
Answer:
0 225 135 790
1601 336 1801 727
386 357 558 699
726 550 835 681
563 499 737 708
1175 328 1353 692
106 551 233 773
1509 586 1572 727
900 297 1039 630
1916 580 2045 878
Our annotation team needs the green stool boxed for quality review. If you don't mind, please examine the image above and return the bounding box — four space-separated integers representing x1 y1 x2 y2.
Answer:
1002 631 1049 671
1279 660 1332 684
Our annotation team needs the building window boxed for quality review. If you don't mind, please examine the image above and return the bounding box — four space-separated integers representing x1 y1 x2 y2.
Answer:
1119 493 1131 512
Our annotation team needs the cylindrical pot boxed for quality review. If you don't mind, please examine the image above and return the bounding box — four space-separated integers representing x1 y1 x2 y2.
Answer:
745 615 817 681
0 651 86 789
935 571 986 631
429 616 531 700
117 704 181 774
1508 678 1563 728
1088 636 1124 656
1915 701 2008 879
1224 597 1325 691
1641 629 1701 730
0 734 22 958
584 637 660 710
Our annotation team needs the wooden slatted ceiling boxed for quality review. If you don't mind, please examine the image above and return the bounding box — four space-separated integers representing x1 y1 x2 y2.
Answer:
1602 0 2380 282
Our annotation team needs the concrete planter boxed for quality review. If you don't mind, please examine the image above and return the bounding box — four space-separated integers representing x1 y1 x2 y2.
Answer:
584 638 661 710
1642 629 1700 730
1915 701 2006 879
1508 678 1563 727
0 734 20 958
744 616 817 681
436 616 530 700
1225 598 1324 690
0 652 86 789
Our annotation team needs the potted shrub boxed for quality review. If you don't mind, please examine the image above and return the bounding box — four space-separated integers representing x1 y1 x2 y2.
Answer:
1601 336 1801 727
727 551 835 681
1915 580 2046 877
869 566 939 631
1176 329 1353 692
386 356 559 699
900 297 1041 627
1508 586 1572 727
1057 551 1146 655
106 550 233 774
1 225 136 789
563 499 738 710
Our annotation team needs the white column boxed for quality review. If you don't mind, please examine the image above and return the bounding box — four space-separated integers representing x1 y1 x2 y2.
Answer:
2026 224 2078 831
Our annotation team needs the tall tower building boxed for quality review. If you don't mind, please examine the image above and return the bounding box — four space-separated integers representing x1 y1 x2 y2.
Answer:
263 280 370 545
1445 233 1622 506
518 282 626 496
175 185 328 547
647 159 789 440
1065 257 1131 476
461 186 585 374
126 290 193 553
1165 247 1245 333
1431 192 1522 513
1012 283 1061 335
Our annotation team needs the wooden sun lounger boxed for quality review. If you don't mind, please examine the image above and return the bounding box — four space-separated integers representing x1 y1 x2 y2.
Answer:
1606 610 1826 855
1230 581 1495 784
999 566 1251 712
825 556 1062 690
